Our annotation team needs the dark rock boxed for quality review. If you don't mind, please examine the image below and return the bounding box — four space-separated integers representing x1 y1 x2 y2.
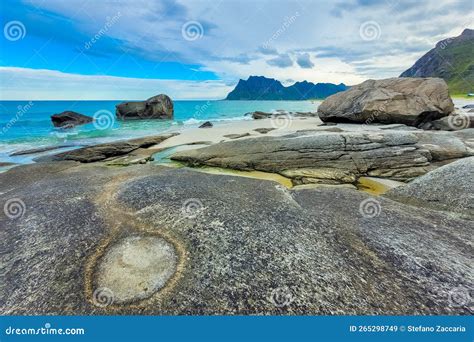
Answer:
317 78 454 127
10 144 77 156
116 94 173 120
462 104 474 109
317 122 337 126
51 111 93 128
424 113 474 131
198 121 213 128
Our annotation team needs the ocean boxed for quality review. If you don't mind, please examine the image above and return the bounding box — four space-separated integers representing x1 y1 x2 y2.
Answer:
0 100 318 165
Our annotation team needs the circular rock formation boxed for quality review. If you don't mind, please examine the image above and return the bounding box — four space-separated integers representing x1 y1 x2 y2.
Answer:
96 235 178 304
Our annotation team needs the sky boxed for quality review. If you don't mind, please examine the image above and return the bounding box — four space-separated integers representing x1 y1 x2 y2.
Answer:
0 0 472 100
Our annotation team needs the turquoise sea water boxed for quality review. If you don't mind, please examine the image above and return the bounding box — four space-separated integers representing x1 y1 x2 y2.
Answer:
0 100 318 164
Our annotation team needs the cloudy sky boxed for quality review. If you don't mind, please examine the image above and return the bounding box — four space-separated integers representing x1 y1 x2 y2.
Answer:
0 0 472 99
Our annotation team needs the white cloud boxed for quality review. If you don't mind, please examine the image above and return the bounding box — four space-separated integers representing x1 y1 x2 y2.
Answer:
0 67 232 100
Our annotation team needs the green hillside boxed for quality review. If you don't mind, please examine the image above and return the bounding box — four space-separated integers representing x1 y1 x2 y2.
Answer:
401 28 474 95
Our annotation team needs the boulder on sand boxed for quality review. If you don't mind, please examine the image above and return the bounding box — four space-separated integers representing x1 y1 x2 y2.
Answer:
116 94 173 120
317 78 454 127
51 111 93 128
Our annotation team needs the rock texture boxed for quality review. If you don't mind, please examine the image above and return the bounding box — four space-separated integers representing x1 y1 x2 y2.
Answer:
0 163 472 315
116 94 173 120
317 78 454 127
171 130 472 184
42 134 178 163
51 111 93 128
96 236 178 304
385 157 474 218
248 111 317 120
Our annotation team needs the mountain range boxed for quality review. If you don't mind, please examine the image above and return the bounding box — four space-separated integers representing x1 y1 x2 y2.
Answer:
401 28 473 94
225 76 348 100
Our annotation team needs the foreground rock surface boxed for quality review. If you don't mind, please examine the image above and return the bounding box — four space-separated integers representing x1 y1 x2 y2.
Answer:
317 78 454 127
171 130 473 184
385 157 474 219
116 94 173 120
51 111 93 128
0 162 471 315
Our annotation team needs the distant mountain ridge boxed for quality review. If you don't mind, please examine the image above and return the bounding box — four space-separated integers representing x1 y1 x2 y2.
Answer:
225 76 348 100
400 28 474 94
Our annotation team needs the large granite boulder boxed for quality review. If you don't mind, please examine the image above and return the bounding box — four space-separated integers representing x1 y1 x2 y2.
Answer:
51 111 93 128
385 156 474 218
317 78 454 127
116 94 173 120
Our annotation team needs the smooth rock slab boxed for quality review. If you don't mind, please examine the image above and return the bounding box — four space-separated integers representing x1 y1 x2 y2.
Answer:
96 236 178 304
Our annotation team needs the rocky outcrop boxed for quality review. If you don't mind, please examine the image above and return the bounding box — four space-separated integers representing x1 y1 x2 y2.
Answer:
51 111 93 128
42 134 178 163
225 75 347 100
0 163 471 315
171 130 474 185
116 94 173 120
317 78 454 127
385 157 474 218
